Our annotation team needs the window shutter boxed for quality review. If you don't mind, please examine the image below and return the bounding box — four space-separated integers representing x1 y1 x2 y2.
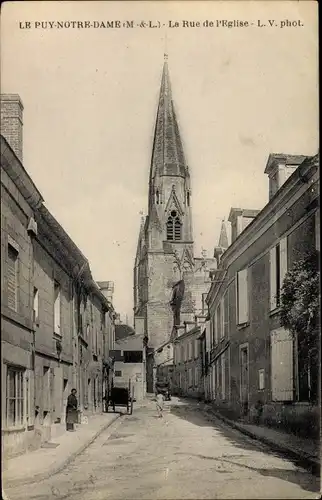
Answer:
54 283 61 334
26 369 35 426
43 369 50 411
237 269 248 324
7 245 18 310
271 328 293 401
221 352 226 399
279 237 288 289
269 248 277 310
224 292 229 336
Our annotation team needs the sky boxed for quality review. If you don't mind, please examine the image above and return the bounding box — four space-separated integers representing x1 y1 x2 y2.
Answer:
1 1 318 325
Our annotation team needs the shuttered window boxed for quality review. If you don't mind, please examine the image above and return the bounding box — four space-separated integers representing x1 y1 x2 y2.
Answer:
54 281 61 335
7 244 18 311
224 291 229 337
33 287 39 323
215 303 221 342
270 237 288 310
221 352 226 399
271 328 293 401
194 367 198 387
188 368 193 387
237 269 249 325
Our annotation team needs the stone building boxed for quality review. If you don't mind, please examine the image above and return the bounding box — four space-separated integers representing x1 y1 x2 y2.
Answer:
1 94 117 458
111 330 145 402
207 152 319 437
172 323 204 399
133 59 216 392
1 105 43 457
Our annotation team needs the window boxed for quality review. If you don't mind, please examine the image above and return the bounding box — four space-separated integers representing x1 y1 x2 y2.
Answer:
7 244 18 311
194 339 198 358
155 189 160 204
6 366 24 427
189 341 193 360
236 268 249 325
221 353 226 399
201 293 207 315
258 369 265 390
166 210 182 241
188 368 193 387
187 191 190 207
180 344 184 363
194 367 198 387
54 281 61 335
33 287 39 323
223 291 229 337
216 303 221 342
115 370 122 377
270 237 288 310
123 351 143 363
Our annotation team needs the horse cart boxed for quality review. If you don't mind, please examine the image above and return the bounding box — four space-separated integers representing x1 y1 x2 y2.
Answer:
106 379 134 415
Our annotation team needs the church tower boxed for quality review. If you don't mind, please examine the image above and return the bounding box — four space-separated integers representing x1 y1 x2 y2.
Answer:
134 56 194 348
134 57 216 392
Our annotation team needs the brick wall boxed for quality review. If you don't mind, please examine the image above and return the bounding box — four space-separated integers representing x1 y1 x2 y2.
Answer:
1 94 24 162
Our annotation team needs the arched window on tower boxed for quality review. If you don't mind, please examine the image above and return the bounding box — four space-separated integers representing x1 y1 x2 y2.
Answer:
166 210 182 241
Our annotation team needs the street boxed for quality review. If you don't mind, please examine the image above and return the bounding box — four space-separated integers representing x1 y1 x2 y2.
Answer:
4 398 319 500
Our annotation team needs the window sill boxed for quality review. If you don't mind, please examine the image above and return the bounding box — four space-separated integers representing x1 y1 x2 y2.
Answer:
2 425 26 434
269 308 281 317
237 322 250 330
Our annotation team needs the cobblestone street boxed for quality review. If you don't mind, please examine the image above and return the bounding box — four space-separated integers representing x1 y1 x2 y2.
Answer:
4 399 319 500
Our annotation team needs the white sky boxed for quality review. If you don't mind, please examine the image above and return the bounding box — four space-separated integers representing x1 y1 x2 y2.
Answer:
1 1 318 325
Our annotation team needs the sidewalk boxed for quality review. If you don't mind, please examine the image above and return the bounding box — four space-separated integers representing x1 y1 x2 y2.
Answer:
200 402 320 473
2 412 120 488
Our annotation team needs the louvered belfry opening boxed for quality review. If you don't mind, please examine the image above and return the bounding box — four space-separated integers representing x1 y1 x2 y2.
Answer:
167 210 182 241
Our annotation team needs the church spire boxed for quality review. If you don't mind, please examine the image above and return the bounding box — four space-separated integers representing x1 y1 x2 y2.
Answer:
218 220 229 249
150 58 187 183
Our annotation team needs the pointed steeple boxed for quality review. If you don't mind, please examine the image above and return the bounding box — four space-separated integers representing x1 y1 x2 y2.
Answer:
150 56 186 182
218 220 228 249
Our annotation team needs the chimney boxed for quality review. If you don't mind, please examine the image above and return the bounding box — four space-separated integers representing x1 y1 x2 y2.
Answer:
228 208 260 243
97 281 114 303
0 94 24 162
264 154 307 200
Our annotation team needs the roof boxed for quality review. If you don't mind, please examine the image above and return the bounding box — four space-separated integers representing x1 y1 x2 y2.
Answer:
115 333 144 350
150 58 187 181
115 324 136 341
264 153 307 175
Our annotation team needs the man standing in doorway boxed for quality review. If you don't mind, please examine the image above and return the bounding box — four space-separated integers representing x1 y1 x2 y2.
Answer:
66 388 78 431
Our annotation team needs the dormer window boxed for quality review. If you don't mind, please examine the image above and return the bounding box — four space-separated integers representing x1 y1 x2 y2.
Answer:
166 210 182 241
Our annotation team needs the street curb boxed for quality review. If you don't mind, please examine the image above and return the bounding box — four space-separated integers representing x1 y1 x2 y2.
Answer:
205 408 320 475
3 414 121 488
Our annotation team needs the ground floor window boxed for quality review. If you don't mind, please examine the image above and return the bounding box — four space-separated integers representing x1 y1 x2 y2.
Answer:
6 365 25 427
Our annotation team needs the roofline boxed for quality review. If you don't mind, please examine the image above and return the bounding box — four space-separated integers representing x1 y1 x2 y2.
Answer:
1 135 44 208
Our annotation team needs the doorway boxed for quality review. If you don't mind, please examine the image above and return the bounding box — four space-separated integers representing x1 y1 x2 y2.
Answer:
240 345 249 416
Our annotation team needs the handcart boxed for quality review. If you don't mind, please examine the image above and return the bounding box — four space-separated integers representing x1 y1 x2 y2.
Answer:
106 378 134 415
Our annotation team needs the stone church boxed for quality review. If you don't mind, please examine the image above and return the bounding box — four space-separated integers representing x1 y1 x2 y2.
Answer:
133 58 217 392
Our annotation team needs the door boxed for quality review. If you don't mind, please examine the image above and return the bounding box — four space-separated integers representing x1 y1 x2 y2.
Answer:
240 346 249 415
